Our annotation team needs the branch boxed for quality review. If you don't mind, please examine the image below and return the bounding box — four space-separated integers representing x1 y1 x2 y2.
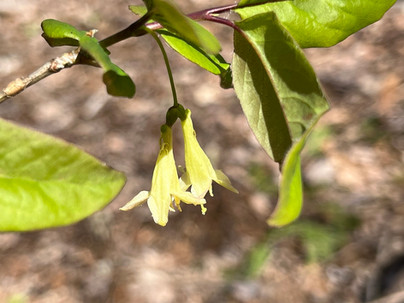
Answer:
0 49 79 103
1 0 283 102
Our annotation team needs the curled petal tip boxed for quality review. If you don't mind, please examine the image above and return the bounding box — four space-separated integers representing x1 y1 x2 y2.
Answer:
214 170 239 194
120 190 149 211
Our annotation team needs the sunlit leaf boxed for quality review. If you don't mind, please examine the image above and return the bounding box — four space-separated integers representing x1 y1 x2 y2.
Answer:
129 5 148 16
233 12 328 163
267 133 304 226
79 35 136 97
158 29 229 75
235 0 397 47
148 0 221 54
0 119 126 231
41 19 83 47
41 19 135 98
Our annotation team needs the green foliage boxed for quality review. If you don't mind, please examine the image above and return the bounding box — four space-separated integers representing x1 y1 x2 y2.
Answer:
233 19 292 163
232 12 328 225
233 12 329 162
267 117 323 226
79 35 136 97
0 0 396 230
236 0 397 48
129 5 148 16
0 119 126 231
41 19 135 98
129 4 230 84
158 30 230 75
40 19 82 46
143 0 221 54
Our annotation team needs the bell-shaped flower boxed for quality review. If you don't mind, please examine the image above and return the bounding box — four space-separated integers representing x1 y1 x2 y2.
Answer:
180 109 238 198
120 124 206 226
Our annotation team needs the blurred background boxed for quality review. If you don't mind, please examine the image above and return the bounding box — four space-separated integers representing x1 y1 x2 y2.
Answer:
0 1 403 302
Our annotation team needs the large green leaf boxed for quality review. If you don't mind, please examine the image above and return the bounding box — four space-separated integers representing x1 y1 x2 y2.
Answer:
146 0 221 54
0 119 126 231
41 19 135 98
235 0 397 48
232 12 328 163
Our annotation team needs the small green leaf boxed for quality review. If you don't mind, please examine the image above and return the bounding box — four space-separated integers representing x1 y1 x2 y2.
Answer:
129 5 148 16
149 0 221 54
41 19 135 97
185 18 221 55
41 19 84 47
128 6 230 86
267 139 303 226
79 35 136 97
235 0 397 48
267 117 320 227
158 29 229 75
220 67 233 89
233 12 328 163
0 119 126 231
103 70 136 97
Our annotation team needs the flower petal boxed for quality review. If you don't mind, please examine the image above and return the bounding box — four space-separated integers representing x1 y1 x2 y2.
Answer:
147 125 178 226
178 167 191 191
120 190 149 211
148 195 170 226
181 109 238 197
173 190 206 206
173 190 207 215
181 110 216 197
213 170 239 194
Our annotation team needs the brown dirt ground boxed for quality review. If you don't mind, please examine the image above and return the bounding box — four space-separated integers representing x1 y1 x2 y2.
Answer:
0 1 403 302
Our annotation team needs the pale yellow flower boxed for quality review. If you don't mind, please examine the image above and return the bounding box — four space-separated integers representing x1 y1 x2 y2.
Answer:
180 109 238 198
120 124 206 226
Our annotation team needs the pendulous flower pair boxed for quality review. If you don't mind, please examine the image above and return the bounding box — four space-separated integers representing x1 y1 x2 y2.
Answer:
120 108 238 226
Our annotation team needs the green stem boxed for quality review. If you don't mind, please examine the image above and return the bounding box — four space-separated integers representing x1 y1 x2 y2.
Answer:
99 12 152 48
145 27 178 107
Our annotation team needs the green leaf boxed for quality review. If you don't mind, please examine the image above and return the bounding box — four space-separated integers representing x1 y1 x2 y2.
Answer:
235 0 397 48
129 5 148 16
233 31 291 162
0 119 126 231
267 113 323 227
267 132 303 226
232 12 328 163
41 19 135 98
41 19 83 47
219 67 233 89
158 29 229 75
79 35 136 97
148 0 221 54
